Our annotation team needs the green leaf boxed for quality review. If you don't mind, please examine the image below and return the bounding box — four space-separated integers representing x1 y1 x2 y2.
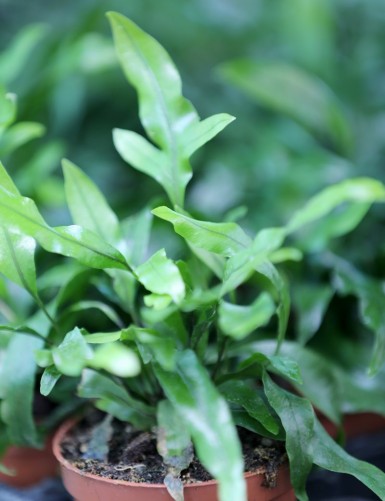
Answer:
153 206 251 257
136 249 185 304
89 343 141 377
287 178 385 234
62 159 121 246
0 334 43 447
78 369 154 429
0 175 128 271
121 206 153 266
0 122 45 156
84 331 122 344
219 293 275 339
52 327 93 377
0 92 16 132
311 416 385 499
263 373 314 501
0 226 37 296
219 60 352 153
155 350 246 501
219 380 280 435
109 13 233 207
123 326 176 371
0 161 19 195
333 259 385 375
40 366 61 396
238 352 302 384
62 300 123 328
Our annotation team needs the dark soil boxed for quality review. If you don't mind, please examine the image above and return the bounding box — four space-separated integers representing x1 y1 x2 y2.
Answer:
61 413 287 488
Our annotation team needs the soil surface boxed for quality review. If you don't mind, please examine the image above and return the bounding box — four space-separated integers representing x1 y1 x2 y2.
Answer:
61 413 287 488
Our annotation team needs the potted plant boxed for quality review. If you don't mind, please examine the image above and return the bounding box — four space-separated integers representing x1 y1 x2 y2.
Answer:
1 11 385 501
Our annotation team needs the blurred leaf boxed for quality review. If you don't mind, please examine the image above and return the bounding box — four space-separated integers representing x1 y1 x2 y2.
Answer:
84 331 121 344
238 352 302 384
263 373 314 501
52 327 93 377
63 159 121 246
78 369 154 429
0 334 42 447
219 60 352 153
293 284 334 345
40 366 61 396
153 206 251 256
0 92 16 133
155 350 246 501
121 207 153 266
136 249 185 304
219 292 275 339
62 300 123 328
333 259 385 375
89 343 141 377
0 122 45 157
219 380 280 435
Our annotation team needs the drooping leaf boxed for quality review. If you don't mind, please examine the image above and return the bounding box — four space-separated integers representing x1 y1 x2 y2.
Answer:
62 159 121 245
155 350 246 501
52 327 93 377
153 206 251 257
219 293 275 340
263 372 314 501
0 334 43 447
136 249 185 304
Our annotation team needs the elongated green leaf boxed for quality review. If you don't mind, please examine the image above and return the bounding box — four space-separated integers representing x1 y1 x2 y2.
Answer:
62 159 121 245
0 161 19 195
219 380 280 435
287 178 385 233
40 366 61 396
0 334 43 447
121 206 153 266
240 352 302 384
78 369 154 429
263 373 314 501
219 60 351 153
155 350 246 501
219 293 275 339
0 176 128 270
311 419 385 499
89 343 141 377
333 259 385 375
108 12 233 207
0 122 45 156
0 227 37 296
52 327 93 377
0 92 16 132
153 206 251 256
84 331 121 344
136 249 185 304
123 326 176 371
62 300 123 328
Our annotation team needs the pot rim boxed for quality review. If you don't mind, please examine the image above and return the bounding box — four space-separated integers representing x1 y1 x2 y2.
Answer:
53 417 287 490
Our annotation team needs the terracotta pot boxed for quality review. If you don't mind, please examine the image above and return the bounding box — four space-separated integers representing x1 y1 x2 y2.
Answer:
53 419 295 501
0 435 58 487
319 412 385 439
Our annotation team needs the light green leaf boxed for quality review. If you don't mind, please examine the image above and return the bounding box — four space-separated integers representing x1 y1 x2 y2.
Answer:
40 366 61 396
263 372 314 501
136 249 185 304
155 350 246 501
287 178 385 234
52 327 93 377
219 293 275 339
0 177 128 270
62 159 121 245
78 369 154 429
0 92 16 132
0 334 43 447
0 122 45 156
0 161 19 195
84 331 121 344
219 380 280 435
153 206 251 257
121 206 153 266
89 343 141 377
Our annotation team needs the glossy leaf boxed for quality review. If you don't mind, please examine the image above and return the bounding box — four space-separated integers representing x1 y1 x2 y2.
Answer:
52 327 93 377
219 380 280 435
153 206 251 257
155 350 246 501
63 159 121 245
136 249 185 304
219 292 275 339
263 372 314 501
0 334 42 447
